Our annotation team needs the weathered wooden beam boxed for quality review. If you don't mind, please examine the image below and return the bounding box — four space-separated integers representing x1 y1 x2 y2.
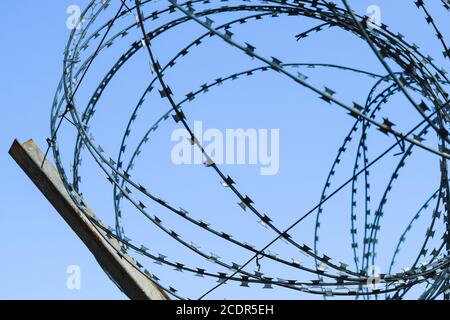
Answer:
9 139 170 300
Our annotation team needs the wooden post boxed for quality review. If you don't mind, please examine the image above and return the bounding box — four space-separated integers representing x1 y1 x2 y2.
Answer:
9 139 170 300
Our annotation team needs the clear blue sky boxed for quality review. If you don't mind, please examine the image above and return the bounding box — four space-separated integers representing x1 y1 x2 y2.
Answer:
0 0 449 300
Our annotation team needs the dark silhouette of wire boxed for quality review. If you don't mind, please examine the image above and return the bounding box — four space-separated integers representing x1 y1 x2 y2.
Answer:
198 98 449 299
41 1 127 168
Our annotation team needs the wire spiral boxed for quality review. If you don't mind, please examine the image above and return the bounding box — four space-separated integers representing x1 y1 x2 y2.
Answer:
49 0 450 299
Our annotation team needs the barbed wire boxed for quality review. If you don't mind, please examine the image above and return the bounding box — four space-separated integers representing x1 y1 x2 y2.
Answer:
48 0 450 299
